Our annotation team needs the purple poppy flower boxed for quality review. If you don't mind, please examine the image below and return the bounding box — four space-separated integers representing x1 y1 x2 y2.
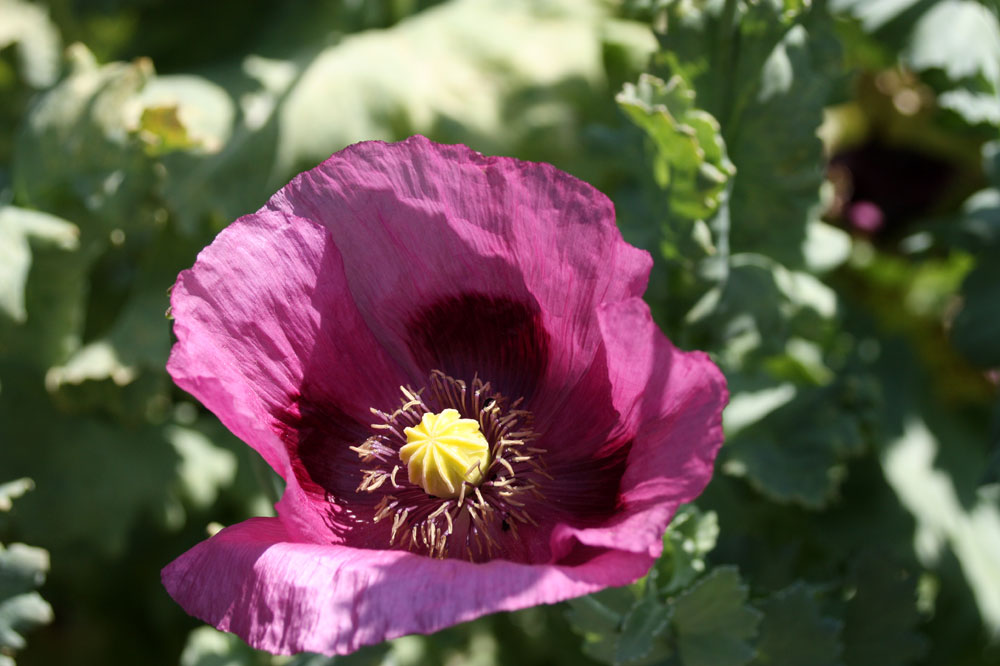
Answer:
162 136 727 655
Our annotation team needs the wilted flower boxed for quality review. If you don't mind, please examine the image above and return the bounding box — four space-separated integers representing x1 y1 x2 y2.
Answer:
162 136 726 655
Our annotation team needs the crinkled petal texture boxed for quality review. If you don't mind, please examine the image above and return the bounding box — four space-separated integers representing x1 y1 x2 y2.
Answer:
163 136 727 655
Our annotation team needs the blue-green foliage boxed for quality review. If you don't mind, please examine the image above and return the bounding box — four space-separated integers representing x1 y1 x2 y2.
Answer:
0 479 52 665
0 0 998 664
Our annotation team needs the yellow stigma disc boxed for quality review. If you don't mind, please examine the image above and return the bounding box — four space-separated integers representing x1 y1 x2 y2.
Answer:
400 409 490 498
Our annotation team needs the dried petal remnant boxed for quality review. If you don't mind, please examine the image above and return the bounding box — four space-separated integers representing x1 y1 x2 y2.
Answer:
401 409 491 498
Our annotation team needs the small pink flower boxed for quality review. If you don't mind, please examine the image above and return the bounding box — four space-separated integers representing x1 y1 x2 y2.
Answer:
162 136 727 655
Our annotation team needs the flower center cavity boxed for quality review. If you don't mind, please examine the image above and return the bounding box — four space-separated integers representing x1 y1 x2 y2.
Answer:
351 371 550 561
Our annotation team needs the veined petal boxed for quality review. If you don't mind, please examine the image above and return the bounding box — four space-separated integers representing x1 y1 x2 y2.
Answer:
266 136 651 402
164 138 727 654
167 208 410 539
162 517 653 655
549 298 727 556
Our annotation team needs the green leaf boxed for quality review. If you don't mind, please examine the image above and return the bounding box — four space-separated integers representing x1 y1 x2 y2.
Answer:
0 480 33 513
956 189 1000 250
180 614 392 666
723 379 798 437
951 260 1000 368
724 379 875 509
725 19 839 265
0 380 179 555
179 626 270 666
657 505 719 594
44 340 138 390
938 89 1000 126
0 207 87 368
274 0 628 176
43 225 202 422
950 188 1000 368
684 254 838 369
13 45 158 235
834 0 1000 131
725 431 841 510
829 0 924 32
986 399 1000 486
842 553 928 666
566 591 628 635
881 417 1000 637
651 0 794 118
905 1 1000 88
616 598 673 665
802 221 852 274
42 340 170 427
0 0 61 88
566 587 640 665
0 543 47 603
166 425 238 510
752 583 842 666
648 0 838 266
159 0 650 234
617 73 734 221
0 590 52 653
0 206 79 325
671 566 762 666
0 481 52 661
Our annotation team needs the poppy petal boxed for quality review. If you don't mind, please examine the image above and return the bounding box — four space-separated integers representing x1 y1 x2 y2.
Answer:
162 517 654 655
267 136 651 402
550 298 727 557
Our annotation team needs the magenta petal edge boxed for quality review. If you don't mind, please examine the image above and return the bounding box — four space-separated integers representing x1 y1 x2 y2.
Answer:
162 135 728 656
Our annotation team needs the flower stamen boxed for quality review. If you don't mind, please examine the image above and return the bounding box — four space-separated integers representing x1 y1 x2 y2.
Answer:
353 371 548 561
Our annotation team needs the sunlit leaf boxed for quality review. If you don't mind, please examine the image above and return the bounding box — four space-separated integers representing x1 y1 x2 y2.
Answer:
657 505 719 594
0 480 32 513
13 45 157 234
725 18 840 266
166 425 238 510
0 206 78 325
0 379 178 555
882 417 1000 635
179 626 269 666
0 480 52 663
950 189 1000 368
724 379 875 509
0 0 61 88
829 0 924 32
938 90 1000 126
0 207 86 368
617 73 733 221
905 0 1000 87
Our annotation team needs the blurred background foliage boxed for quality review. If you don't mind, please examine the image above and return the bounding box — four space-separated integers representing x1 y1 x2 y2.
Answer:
1 0 999 664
